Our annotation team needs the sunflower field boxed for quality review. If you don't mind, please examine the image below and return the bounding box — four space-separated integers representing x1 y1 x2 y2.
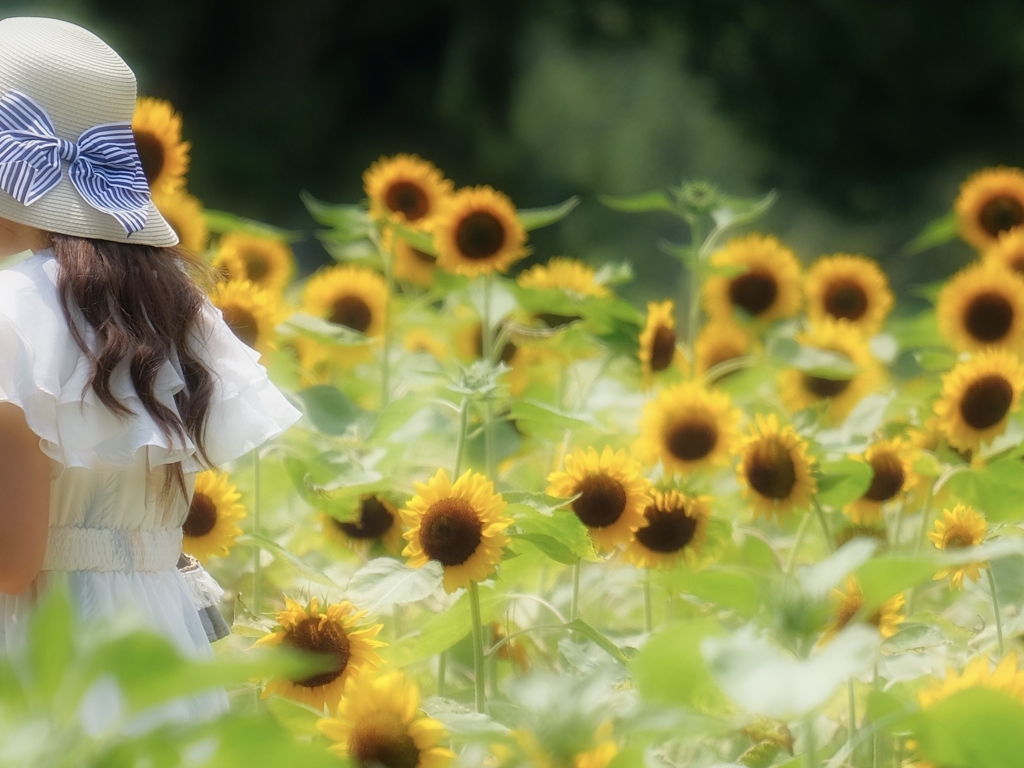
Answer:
8 97 1024 768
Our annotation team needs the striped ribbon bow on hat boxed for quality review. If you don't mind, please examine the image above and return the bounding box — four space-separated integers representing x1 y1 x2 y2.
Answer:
0 89 150 234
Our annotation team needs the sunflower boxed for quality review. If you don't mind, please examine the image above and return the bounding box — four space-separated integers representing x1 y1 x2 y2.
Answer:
547 446 653 553
936 261 1024 353
209 279 281 356
636 382 741 475
933 348 1024 452
364 154 454 225
254 597 385 712
984 228 1024 276
403 328 449 361
212 233 295 294
181 470 246 563
454 316 519 364
845 438 919 524
804 254 894 335
695 320 754 379
317 671 454 768
820 576 904 644
152 188 208 255
433 186 528 276
737 413 817 522
927 503 988 589
638 300 686 386
303 264 388 338
918 653 1024 709
322 494 404 554
703 233 803 324
955 167 1024 250
778 319 884 424
131 97 190 195
623 490 711 569
517 257 610 298
402 469 511 593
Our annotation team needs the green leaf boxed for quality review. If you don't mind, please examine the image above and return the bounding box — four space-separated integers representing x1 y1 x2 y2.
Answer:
421 697 510 737
564 619 629 663
944 457 1024 522
816 458 873 508
592 260 634 287
293 385 362 436
797 538 878 600
600 190 676 214
910 688 1024 768
264 695 324 737
508 399 604 441
670 567 762 617
632 619 728 712
390 220 437 254
200 711 345 767
347 558 443 613
300 190 369 230
710 190 778 232
365 395 431 444
509 506 594 564
278 311 373 347
386 586 505 667
203 209 302 242
769 337 859 378
518 196 581 230
703 624 878 718
880 624 949 655
239 534 342 587
503 492 574 516
855 556 940 613
887 312 945 350
26 587 73 702
905 209 958 254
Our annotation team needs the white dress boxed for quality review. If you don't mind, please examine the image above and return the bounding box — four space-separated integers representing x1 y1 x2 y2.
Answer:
0 250 301 724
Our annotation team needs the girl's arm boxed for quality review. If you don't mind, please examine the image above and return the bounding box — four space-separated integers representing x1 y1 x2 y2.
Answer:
0 403 49 594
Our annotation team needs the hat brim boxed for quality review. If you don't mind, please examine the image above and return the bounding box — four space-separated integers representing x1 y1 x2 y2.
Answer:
0 172 178 248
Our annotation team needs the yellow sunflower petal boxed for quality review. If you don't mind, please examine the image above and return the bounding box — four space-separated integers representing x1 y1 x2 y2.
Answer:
937 261 1024 353
636 382 741 474
703 233 802 324
132 96 190 195
805 253 894 335
181 470 246 563
433 186 528 276
934 348 1024 452
956 167 1024 250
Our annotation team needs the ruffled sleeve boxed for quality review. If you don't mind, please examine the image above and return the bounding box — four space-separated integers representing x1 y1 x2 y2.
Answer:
0 253 301 472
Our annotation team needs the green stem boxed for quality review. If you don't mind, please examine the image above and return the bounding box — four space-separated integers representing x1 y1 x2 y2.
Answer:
908 486 934 615
251 448 261 613
786 512 814 574
643 569 653 633
872 662 880 768
380 235 396 409
469 581 486 713
453 396 470 478
803 715 818 768
437 651 447 698
480 274 496 480
570 560 581 622
988 566 1005 658
813 498 835 553
847 678 857 757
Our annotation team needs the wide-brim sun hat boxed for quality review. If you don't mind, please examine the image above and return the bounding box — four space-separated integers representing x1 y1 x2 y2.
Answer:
0 16 177 247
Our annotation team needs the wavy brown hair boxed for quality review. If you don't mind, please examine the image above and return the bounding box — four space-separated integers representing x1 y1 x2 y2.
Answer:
50 233 216 497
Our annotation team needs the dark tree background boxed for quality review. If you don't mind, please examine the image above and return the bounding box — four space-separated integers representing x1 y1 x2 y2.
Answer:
5 0 1020 296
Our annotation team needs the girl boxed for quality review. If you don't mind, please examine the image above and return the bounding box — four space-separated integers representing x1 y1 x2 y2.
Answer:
0 17 300 722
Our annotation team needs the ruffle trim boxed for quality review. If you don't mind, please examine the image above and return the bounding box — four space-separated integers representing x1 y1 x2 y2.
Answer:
0 254 301 471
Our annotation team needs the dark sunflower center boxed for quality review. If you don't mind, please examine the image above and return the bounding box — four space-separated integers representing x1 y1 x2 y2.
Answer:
863 452 905 503
665 417 718 462
132 129 166 185
635 504 699 553
339 496 395 539
385 180 430 221
329 295 373 332
419 498 483 566
944 529 974 549
823 280 869 321
802 373 852 398
242 251 270 282
835 593 863 631
1011 255 1024 276
964 292 1014 342
535 312 580 328
572 474 627 529
182 492 217 538
350 714 421 768
649 325 677 372
455 211 506 260
728 271 778 317
221 306 260 348
283 616 351 688
979 195 1024 238
744 438 797 500
959 374 1014 430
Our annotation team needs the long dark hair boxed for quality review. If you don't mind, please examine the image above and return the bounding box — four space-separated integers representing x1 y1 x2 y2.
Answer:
50 233 216 498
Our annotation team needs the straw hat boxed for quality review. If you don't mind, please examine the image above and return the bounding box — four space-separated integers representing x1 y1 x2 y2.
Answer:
0 16 177 247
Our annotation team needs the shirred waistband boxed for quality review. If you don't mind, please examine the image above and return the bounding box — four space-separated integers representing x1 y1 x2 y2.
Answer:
41 526 183 572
